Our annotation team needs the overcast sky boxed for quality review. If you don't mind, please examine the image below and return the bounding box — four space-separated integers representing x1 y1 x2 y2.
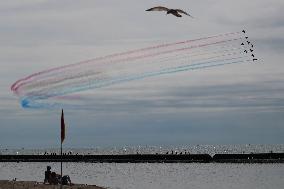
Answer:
0 0 284 148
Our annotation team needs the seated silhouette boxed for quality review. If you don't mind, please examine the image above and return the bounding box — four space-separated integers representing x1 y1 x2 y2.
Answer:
44 166 72 185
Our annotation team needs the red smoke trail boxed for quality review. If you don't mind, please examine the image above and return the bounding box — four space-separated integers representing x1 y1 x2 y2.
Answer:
11 32 240 92
12 37 241 94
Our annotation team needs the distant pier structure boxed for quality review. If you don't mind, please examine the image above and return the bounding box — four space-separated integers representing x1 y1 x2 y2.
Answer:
0 153 283 163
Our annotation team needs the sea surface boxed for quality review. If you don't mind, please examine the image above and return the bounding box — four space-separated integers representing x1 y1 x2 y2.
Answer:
1 144 284 156
1 145 284 189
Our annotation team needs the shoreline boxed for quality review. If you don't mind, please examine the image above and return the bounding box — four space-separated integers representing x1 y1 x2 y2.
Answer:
0 180 106 189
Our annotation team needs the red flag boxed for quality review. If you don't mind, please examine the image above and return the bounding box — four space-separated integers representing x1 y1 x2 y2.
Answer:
61 109 65 144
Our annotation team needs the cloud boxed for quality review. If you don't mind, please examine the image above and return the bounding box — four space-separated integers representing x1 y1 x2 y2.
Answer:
0 0 284 146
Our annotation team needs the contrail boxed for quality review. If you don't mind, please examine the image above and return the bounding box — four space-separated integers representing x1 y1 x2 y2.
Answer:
11 32 240 91
11 31 255 109
12 37 242 93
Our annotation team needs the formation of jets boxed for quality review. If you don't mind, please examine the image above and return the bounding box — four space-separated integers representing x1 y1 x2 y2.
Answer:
144 9 258 62
146 9 257 62
241 30 257 62
146 6 193 18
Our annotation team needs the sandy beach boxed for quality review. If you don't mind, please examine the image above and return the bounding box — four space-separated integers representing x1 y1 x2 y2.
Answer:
0 180 106 189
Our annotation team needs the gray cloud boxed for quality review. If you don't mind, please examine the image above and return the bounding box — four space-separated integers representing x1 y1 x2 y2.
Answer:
256 38 284 52
1 0 284 147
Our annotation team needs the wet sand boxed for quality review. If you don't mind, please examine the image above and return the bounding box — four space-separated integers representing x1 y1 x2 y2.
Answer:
0 180 106 189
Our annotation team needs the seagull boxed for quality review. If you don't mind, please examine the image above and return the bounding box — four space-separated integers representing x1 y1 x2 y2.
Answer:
146 6 193 18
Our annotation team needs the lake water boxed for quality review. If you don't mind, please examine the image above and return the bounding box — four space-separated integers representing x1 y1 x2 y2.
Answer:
1 144 284 156
1 145 284 189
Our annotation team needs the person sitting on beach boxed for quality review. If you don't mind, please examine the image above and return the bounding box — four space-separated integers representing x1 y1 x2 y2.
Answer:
44 166 51 184
61 175 72 185
43 165 72 185
49 172 59 185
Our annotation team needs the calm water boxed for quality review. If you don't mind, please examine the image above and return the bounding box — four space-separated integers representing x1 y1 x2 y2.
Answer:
1 145 284 189
1 162 284 189
1 144 284 155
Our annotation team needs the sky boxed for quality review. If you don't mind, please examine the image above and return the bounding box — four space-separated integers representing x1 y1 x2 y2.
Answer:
0 0 284 148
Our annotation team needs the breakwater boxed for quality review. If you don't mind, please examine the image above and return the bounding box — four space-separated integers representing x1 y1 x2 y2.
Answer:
0 153 283 163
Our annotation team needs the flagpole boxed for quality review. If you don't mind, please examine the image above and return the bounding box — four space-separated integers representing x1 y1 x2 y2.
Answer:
60 109 65 189
60 140 62 189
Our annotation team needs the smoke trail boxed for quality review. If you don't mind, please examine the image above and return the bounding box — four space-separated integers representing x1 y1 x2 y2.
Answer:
11 31 254 109
12 37 242 93
19 57 251 109
13 39 241 98
11 32 241 92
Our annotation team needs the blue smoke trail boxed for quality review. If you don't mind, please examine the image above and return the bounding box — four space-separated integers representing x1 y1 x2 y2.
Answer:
12 31 255 109
20 57 251 109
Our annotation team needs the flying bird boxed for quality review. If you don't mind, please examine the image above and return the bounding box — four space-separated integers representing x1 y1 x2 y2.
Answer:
251 54 255 57
146 6 193 18
253 58 258 61
242 30 246 33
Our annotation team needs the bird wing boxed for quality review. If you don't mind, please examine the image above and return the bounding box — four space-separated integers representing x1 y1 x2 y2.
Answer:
146 6 169 12
176 9 193 17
